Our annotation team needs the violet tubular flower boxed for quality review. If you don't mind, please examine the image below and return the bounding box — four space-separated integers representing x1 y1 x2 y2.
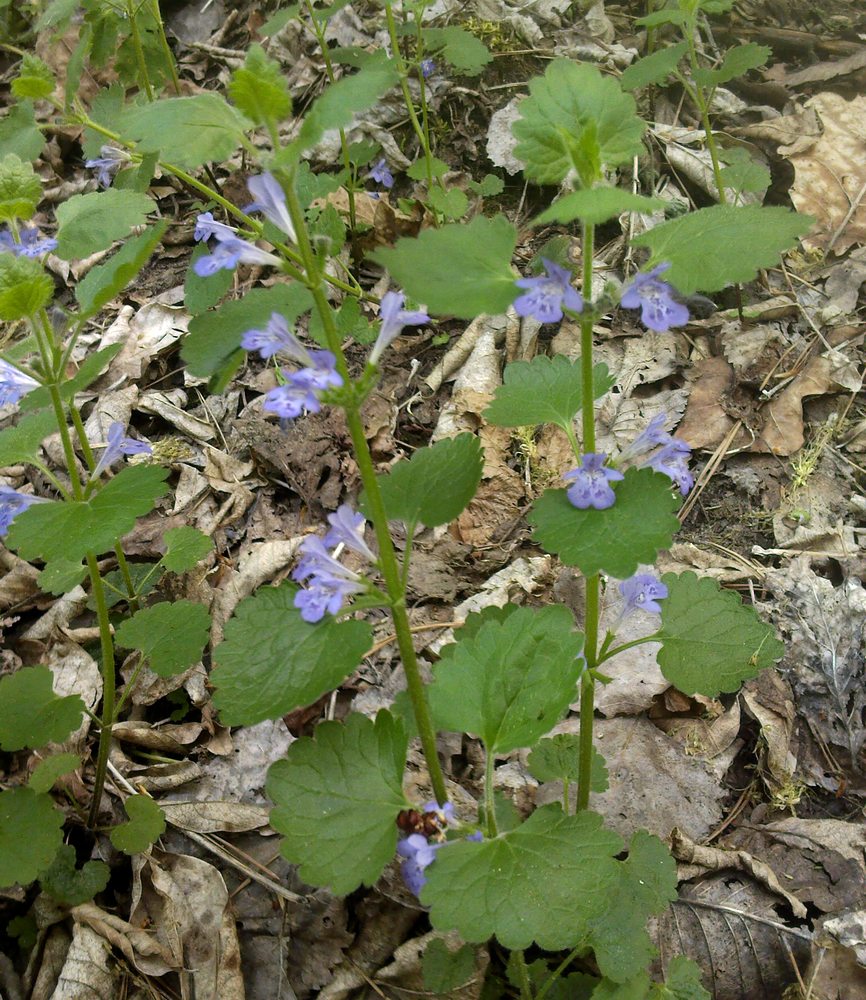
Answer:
241 312 309 361
0 226 58 258
621 263 690 332
262 350 342 422
619 573 668 617
420 58 436 79
324 504 376 562
563 453 624 510
85 146 128 188
369 291 429 365
0 486 46 536
291 534 367 623
91 422 152 479
646 439 694 496
245 172 297 244
194 211 237 243
513 258 584 324
193 235 280 277
397 834 442 896
367 158 394 189
0 360 39 408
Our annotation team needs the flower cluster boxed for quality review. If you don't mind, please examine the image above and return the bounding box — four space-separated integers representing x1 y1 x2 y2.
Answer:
291 504 374 622
563 453 624 510
0 360 39 408
0 486 46 536
91 422 152 480
620 263 689 333
397 802 482 897
619 413 694 496
193 172 292 277
619 573 668 617
0 227 57 258
369 292 429 366
513 258 584 325
85 145 129 188
366 158 394 190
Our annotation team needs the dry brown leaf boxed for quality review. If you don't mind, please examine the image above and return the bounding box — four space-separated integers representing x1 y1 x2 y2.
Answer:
45 923 119 1000
677 355 737 450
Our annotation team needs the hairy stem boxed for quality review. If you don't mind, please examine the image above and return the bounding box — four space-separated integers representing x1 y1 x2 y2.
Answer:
684 27 727 205
484 747 498 837
125 0 155 102
86 551 117 828
149 0 181 95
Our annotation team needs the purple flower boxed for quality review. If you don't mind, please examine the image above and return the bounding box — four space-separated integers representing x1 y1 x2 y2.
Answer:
194 211 237 243
367 158 394 189
621 263 690 332
91 422 152 479
618 413 669 463
619 573 668 616
369 291 429 365
420 58 436 79
0 486 47 535
245 172 296 244
85 146 128 188
397 834 442 896
324 504 376 561
241 312 310 361
0 227 58 258
513 258 584 324
563 453 624 510
193 235 280 276
262 351 342 422
0 360 39 407
646 440 693 496
291 534 366 622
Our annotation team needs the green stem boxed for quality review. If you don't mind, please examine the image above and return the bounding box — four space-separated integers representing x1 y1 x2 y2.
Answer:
47 384 83 499
484 747 498 837
683 29 727 205
113 653 143 719
283 174 449 805
597 632 661 666
114 547 141 612
86 551 117 828
125 0 155 101
149 0 181 95
514 951 533 1000
534 946 583 1000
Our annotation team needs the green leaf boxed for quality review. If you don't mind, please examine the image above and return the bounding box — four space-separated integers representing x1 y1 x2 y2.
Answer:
469 173 505 197
693 43 771 88
266 711 408 894
0 253 53 320
428 606 584 753
212 583 372 725
109 794 166 855
635 9 687 27
38 559 87 596
484 357 614 429
184 244 235 314
0 102 45 161
424 26 492 76
114 601 210 677
0 153 41 221
0 788 63 888
7 464 169 564
407 156 449 181
161 526 213 572
22 346 124 416
534 189 665 226
260 5 299 34
0 667 85 751
182 284 314 378
423 939 477 993
29 753 81 794
591 975 651 1000
631 205 813 294
55 189 154 260
620 42 688 91
651 957 710 1000
424 805 622 950
718 148 770 196
590 831 677 982
656 571 783 697
427 185 469 219
363 433 484 528
372 215 518 319
512 61 646 185
529 469 680 577
75 221 168 318
228 43 292 125
0 407 55 465
94 562 160 610
528 735 608 792
39 844 109 906
12 54 54 100
123 94 248 170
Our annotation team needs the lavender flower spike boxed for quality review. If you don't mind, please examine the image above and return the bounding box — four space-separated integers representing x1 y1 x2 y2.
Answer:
369 291 429 365
513 258 584 324
646 440 694 496
241 312 312 362
621 263 690 332
85 145 129 188
0 360 39 408
0 486 47 536
292 535 366 622
324 504 376 561
563 453 624 510
194 211 237 243
193 236 280 277
619 573 668 617
246 172 297 244
91 422 152 479
367 158 394 189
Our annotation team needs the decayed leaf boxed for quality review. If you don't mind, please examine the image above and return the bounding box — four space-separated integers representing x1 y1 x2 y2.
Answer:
49 923 119 1000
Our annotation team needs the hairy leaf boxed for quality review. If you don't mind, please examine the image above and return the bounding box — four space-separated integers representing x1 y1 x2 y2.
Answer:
0 102 45 161
110 794 166 854
161 526 213 572
424 26 491 76
55 189 154 259
115 601 211 677
0 253 53 320
534 189 665 226
228 43 292 125
0 153 41 221
39 844 109 906
75 221 168 317
620 43 688 91
0 667 85 751
0 788 63 888
0 407 55 466
29 753 81 794
528 735 608 792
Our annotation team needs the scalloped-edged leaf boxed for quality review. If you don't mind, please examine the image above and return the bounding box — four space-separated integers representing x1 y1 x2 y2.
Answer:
693 43 771 88
424 26 492 76
228 43 292 126
39 843 109 906
428 605 584 753
0 788 63 888
110 794 166 855
484 357 614 429
528 735 608 792
656 571 783 697
631 205 813 295
75 221 168 318
534 189 665 227
212 583 372 726
161 525 213 573
512 61 646 184
114 600 210 677
266 711 408 894
0 407 55 466
0 667 85 751
529 469 680 578
29 753 81 794
372 215 518 319
621 42 688 91
363 433 484 528
0 101 45 161
22 345 124 412
55 189 154 259
0 253 53 320
6 464 169 564
423 805 623 950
